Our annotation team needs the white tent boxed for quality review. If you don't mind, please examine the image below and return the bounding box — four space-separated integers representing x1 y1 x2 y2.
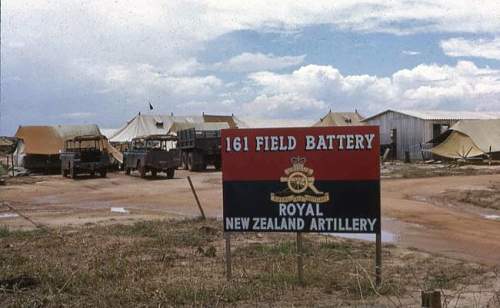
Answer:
109 114 204 143
109 113 244 142
100 128 118 139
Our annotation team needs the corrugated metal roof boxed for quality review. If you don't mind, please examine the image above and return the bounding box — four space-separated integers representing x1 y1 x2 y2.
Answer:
363 109 500 122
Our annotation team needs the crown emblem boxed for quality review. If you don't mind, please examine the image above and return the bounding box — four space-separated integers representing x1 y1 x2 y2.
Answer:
270 157 330 203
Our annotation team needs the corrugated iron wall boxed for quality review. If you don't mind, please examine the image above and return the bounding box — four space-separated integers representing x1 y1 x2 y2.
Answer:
364 111 457 160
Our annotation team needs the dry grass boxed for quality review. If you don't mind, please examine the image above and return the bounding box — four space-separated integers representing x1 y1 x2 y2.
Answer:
0 219 499 307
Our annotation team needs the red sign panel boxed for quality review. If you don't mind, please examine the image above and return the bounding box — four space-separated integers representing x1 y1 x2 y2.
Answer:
222 126 380 233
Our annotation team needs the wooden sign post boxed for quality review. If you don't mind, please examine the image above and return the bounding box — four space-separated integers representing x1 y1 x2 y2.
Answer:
296 232 304 285
224 232 232 280
187 176 206 220
376 229 382 286
221 126 382 285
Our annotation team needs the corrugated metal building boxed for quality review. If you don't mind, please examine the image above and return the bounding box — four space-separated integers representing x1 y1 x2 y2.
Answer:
362 109 500 160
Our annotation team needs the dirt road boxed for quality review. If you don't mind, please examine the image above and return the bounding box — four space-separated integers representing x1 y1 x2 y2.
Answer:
382 174 500 265
0 170 224 227
1 171 500 265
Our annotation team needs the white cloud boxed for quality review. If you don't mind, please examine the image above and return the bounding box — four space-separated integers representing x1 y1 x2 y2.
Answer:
167 58 204 76
244 93 327 117
239 117 314 128
5 1 500 67
69 57 500 120
213 53 305 72
441 37 500 60
60 112 95 119
4 0 500 133
105 66 131 83
199 1 500 35
70 60 223 99
245 61 500 116
402 50 420 56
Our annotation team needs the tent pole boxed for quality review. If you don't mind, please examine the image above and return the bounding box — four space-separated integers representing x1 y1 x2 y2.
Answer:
11 153 15 176
489 146 492 166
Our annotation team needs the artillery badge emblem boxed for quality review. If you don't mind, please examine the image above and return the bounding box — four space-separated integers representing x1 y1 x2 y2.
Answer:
270 157 330 203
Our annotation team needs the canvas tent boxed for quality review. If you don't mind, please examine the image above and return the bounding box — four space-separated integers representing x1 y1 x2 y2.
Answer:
109 113 243 143
15 125 100 155
14 124 122 169
313 111 364 127
109 114 203 143
202 114 240 128
101 128 118 139
431 119 500 159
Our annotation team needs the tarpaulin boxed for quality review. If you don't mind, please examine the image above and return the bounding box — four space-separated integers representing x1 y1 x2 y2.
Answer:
431 119 500 158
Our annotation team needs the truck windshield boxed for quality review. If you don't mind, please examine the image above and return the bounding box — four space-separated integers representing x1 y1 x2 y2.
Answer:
147 140 162 149
133 139 171 150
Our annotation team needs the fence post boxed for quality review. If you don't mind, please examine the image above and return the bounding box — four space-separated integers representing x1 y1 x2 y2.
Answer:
187 176 206 219
489 145 492 166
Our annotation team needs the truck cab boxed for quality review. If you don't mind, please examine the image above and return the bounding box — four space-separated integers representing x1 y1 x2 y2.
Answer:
123 134 181 178
60 135 110 179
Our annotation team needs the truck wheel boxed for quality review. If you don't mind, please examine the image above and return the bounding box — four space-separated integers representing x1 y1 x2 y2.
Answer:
183 152 189 170
100 169 107 178
180 152 186 170
193 152 205 171
125 167 131 175
62 166 68 177
166 168 175 179
139 166 146 178
70 166 77 179
90 171 96 177
151 169 157 177
188 152 195 171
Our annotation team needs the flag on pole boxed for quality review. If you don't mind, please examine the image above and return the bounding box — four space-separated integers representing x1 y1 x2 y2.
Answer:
149 102 154 110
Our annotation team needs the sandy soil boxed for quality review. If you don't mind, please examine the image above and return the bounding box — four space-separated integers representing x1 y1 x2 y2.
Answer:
1 170 500 265
382 174 500 265
0 170 224 228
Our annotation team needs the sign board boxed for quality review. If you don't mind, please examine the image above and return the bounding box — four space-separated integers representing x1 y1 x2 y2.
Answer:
222 126 380 233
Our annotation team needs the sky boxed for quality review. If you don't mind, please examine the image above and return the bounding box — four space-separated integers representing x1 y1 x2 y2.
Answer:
1 1 500 134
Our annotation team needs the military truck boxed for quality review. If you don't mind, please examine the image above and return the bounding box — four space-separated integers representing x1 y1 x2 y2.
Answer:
177 123 227 171
60 135 110 179
123 135 180 178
